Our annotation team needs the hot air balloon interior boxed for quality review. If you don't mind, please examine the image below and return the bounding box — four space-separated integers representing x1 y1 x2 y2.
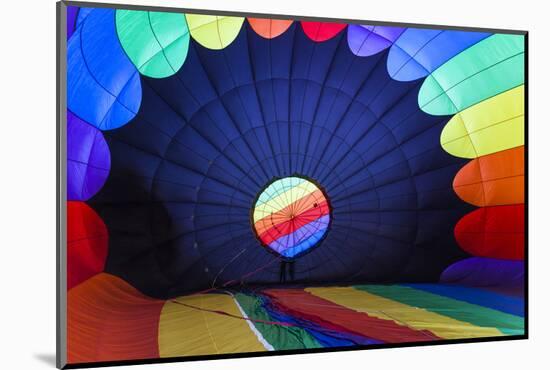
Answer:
60 2 527 367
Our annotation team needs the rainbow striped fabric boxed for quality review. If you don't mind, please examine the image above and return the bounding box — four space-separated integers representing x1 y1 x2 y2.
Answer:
68 274 525 362
252 177 331 258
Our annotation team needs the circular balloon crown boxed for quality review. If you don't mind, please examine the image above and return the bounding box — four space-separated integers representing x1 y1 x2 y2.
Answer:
251 175 332 259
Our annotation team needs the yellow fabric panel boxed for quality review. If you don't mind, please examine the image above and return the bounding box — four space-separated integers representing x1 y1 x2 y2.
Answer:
185 15 244 49
306 287 503 339
470 115 523 156
253 181 318 222
158 293 266 357
440 85 524 158
219 17 246 47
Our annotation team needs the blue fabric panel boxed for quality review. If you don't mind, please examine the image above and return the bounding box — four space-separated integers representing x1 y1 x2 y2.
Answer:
388 29 490 81
67 8 141 130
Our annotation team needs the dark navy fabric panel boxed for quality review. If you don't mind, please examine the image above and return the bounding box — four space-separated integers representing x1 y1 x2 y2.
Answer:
89 21 472 298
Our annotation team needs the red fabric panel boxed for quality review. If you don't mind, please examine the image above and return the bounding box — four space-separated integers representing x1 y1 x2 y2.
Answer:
454 205 524 260
258 201 330 245
67 201 108 289
254 189 326 234
68 273 164 364
263 289 439 343
301 22 347 41
453 146 524 207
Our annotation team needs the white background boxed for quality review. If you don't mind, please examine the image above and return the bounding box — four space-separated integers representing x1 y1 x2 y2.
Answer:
0 0 547 369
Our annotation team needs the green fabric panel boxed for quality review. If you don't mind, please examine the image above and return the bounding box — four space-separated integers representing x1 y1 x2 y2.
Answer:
116 10 189 78
354 285 524 335
419 34 524 115
219 17 246 47
234 293 323 350
499 328 525 336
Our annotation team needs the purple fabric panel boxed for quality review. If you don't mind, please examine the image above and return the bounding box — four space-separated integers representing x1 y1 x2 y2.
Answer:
67 6 79 40
375 26 406 42
348 25 405 56
67 110 111 200
440 257 524 288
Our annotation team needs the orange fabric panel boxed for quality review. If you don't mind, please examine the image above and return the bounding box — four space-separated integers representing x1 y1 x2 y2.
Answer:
247 18 293 38
453 146 524 207
67 273 165 364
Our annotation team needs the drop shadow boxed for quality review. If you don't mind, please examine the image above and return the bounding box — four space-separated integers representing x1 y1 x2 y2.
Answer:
33 353 56 367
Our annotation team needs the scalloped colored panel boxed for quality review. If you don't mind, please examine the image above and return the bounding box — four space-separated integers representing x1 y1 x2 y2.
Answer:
67 201 108 289
185 15 244 49
116 10 190 78
67 8 142 130
67 111 111 201
247 18 293 39
419 34 524 115
76 7 93 28
67 6 79 39
453 146 524 207
440 85 524 158
387 29 490 81
440 257 524 289
301 22 347 42
67 273 164 363
455 205 524 260
347 25 405 57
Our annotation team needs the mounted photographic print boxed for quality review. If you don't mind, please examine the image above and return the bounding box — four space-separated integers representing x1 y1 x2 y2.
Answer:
57 1 527 368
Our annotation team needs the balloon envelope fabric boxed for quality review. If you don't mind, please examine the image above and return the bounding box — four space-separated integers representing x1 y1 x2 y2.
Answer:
89 18 475 298
63 4 526 367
